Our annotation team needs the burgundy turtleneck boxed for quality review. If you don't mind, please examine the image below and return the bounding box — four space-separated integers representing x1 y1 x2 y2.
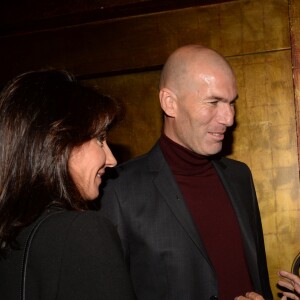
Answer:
159 134 253 299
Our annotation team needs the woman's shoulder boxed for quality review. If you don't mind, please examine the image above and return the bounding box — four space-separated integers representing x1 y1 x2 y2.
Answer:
39 209 118 240
21 210 132 300
30 209 122 261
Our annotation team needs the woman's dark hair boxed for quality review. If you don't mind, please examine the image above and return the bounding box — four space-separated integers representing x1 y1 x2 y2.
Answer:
0 69 119 254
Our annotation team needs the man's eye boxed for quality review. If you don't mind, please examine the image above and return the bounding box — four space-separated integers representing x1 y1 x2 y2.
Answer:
209 100 218 105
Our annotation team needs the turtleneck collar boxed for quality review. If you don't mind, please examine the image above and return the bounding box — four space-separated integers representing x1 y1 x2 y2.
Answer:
159 133 214 176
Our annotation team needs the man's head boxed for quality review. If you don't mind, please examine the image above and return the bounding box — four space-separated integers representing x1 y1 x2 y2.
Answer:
159 44 237 156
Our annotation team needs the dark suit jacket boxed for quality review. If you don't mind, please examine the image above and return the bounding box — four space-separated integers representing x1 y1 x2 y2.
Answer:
101 143 273 300
0 208 136 300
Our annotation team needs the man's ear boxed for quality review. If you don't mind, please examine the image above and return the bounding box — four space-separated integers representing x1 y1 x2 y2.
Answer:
159 88 177 117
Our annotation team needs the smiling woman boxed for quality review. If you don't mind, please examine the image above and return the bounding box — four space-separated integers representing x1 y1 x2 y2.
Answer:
0 70 135 300
68 138 117 200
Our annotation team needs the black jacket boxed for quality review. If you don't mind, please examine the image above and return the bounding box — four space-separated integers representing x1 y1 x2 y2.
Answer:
0 208 136 300
101 143 273 300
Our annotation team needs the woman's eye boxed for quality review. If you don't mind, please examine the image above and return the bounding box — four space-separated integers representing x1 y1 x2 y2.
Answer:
96 137 104 147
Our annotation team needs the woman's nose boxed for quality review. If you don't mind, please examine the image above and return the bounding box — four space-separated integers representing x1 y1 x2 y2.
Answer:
103 141 117 167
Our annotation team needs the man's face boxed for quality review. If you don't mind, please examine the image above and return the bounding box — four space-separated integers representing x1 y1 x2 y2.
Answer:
171 69 237 156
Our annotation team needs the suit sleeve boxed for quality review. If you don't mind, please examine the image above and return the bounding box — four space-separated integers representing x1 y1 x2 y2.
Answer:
234 162 272 299
248 172 273 299
216 159 273 299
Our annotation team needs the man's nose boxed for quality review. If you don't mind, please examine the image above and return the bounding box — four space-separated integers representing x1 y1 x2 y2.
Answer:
217 103 235 127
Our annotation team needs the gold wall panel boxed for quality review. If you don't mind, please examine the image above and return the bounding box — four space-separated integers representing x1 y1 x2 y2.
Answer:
228 50 300 295
0 0 289 85
290 0 300 164
84 71 163 161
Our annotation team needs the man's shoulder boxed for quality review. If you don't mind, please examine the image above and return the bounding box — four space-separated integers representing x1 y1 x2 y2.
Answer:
116 142 163 172
102 143 166 190
118 152 149 168
212 157 254 187
213 156 250 172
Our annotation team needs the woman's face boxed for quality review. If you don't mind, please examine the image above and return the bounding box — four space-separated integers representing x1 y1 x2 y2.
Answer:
68 138 117 200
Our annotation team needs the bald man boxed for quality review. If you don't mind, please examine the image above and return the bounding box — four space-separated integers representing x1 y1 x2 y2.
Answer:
101 45 273 300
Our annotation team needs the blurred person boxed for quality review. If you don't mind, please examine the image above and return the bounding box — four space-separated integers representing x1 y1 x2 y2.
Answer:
0 70 136 300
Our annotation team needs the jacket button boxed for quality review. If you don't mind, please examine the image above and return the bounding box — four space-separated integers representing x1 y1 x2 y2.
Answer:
210 297 218 300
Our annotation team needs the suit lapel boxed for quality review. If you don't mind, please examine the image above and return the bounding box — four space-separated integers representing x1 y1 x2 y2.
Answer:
149 145 212 265
212 159 261 286
148 144 260 287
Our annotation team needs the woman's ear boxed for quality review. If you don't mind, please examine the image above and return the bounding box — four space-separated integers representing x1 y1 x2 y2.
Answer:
159 88 177 118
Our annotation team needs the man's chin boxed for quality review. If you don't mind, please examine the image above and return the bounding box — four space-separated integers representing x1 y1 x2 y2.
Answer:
206 145 223 156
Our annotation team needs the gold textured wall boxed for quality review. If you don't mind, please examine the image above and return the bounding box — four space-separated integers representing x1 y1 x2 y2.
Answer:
83 0 300 297
0 0 299 297
228 50 300 294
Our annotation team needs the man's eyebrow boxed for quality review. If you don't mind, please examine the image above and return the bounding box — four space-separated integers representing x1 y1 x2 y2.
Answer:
211 95 238 102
